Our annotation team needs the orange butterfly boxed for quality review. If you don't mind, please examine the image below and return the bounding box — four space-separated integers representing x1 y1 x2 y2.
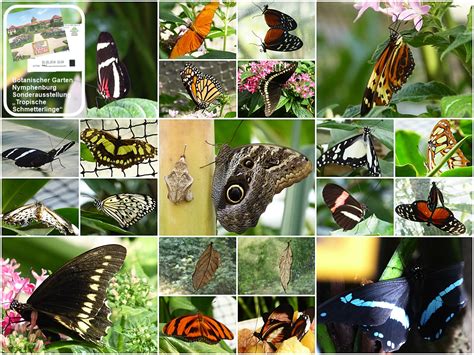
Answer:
361 27 414 116
162 313 234 344
169 1 219 59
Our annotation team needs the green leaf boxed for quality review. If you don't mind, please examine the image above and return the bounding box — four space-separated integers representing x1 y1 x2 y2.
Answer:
396 164 418 177
87 99 158 118
392 81 457 103
440 30 472 62
80 142 95 162
395 130 426 176
329 215 393 236
440 166 473 177
440 94 472 118
159 335 232 354
199 50 236 59
80 215 132 235
2 179 49 210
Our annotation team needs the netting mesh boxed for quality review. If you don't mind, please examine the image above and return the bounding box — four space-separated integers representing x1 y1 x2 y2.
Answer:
30 179 78 209
80 119 158 178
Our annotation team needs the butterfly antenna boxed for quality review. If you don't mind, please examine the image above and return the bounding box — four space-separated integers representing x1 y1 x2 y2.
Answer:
182 144 187 157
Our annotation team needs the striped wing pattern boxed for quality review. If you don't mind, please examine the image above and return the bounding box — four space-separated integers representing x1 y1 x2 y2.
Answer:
180 63 223 110
2 141 75 168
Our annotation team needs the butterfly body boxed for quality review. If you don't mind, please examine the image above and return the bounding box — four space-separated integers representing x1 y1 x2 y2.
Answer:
169 1 219 59
261 5 297 31
322 183 367 231
9 244 127 344
258 6 303 52
81 128 157 170
212 143 312 234
318 262 466 352
93 193 156 228
180 63 223 110
162 313 233 344
2 141 75 168
259 62 297 117
2 202 78 235
317 127 381 177
361 28 414 116
427 120 469 173
96 32 130 100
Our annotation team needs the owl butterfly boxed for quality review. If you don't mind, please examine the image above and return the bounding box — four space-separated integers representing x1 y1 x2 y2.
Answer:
212 144 313 234
361 23 415 116
427 119 470 174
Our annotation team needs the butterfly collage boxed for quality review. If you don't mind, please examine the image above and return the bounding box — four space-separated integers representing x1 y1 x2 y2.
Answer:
1 1 473 354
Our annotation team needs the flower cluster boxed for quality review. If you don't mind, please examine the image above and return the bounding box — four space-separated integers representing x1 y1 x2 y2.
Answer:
286 72 315 100
108 267 153 309
354 0 430 31
1 258 48 353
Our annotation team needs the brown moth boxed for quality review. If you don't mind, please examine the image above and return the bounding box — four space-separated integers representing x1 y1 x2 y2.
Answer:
212 144 313 234
279 241 292 293
192 242 220 291
164 146 193 204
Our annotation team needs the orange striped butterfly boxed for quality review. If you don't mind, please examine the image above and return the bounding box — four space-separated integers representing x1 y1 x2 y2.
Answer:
162 313 234 344
169 1 219 59
180 63 223 110
360 26 414 116
427 119 470 173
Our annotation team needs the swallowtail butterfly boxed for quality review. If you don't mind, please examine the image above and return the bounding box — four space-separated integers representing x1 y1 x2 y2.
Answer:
2 141 74 169
318 262 467 352
322 183 366 231
395 182 466 235
93 193 156 228
8 244 126 344
360 25 414 116
80 128 157 171
427 120 470 174
2 202 79 235
317 127 381 177
259 62 297 117
180 63 223 110
257 5 303 52
97 32 130 100
162 313 234 344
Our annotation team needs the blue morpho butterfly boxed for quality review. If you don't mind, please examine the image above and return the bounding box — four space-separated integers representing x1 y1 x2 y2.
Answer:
318 262 467 352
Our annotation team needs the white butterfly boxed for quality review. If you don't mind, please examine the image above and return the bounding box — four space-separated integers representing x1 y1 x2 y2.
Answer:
2 202 79 235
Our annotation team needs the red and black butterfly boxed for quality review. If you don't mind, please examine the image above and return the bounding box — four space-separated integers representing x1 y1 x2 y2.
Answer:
395 182 466 235
322 183 367 231
96 32 130 100
257 5 303 52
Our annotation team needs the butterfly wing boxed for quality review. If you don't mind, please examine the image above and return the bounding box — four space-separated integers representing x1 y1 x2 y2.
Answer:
290 307 314 341
262 6 297 31
262 28 303 52
180 64 222 109
418 262 467 340
212 144 312 234
2 203 38 227
427 182 444 211
169 1 219 59
21 245 126 343
96 32 130 100
322 183 366 231
255 304 293 351
259 62 297 117
2 148 52 168
318 278 411 352
95 193 156 228
361 30 414 116
39 204 79 236
81 128 157 170
427 120 470 173
163 313 233 344
365 130 381 176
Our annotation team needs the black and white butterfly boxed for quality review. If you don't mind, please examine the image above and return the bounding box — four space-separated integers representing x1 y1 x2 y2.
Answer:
97 32 130 100
8 244 126 344
322 183 367 231
93 193 156 228
259 62 297 117
317 127 381 177
1 202 79 235
318 262 467 352
2 141 75 169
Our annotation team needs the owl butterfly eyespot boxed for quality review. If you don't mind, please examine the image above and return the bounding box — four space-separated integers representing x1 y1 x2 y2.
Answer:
212 143 313 234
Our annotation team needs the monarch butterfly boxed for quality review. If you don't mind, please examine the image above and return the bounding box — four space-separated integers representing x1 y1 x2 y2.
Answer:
427 119 470 173
360 26 415 116
80 128 157 170
322 183 367 231
93 193 156 228
259 62 297 116
96 32 130 100
2 202 79 235
317 127 382 177
395 182 466 235
180 63 223 110
256 5 303 52
162 313 234 344
8 245 126 344
169 1 219 59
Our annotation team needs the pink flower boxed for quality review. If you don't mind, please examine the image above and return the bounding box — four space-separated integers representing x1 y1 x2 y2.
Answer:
354 1 381 22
